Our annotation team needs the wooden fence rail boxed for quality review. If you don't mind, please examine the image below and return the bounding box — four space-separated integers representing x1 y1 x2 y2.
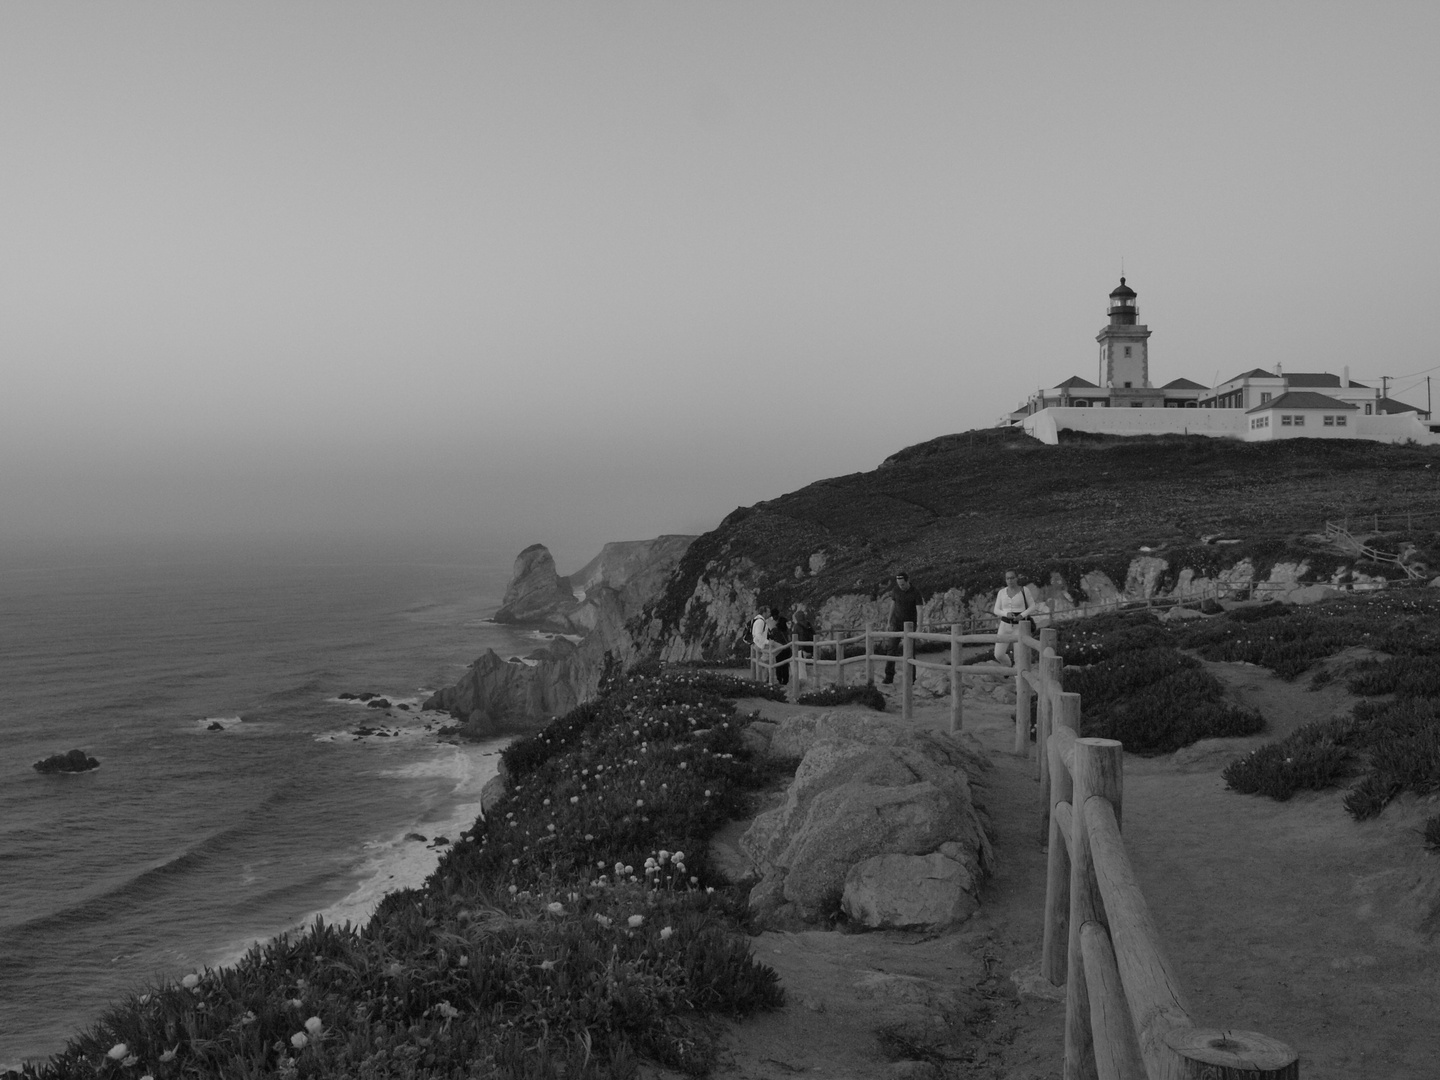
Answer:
750 622 1300 1079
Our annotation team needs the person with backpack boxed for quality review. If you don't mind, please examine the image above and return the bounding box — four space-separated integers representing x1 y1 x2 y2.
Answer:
993 569 1040 665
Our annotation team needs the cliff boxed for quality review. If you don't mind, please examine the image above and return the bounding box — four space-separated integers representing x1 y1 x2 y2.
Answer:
425 535 696 733
634 428 1440 662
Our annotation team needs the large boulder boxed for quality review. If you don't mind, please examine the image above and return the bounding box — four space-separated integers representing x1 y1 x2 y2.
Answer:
493 544 579 628
740 713 991 929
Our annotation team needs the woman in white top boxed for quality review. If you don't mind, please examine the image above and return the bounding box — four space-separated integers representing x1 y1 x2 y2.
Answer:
993 569 1038 665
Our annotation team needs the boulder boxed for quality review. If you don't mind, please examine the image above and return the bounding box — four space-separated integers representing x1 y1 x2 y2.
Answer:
33 749 100 774
739 714 991 928
842 851 980 929
493 544 580 628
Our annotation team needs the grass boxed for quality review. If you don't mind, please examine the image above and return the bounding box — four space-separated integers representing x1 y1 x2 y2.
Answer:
13 663 786 1080
796 683 887 710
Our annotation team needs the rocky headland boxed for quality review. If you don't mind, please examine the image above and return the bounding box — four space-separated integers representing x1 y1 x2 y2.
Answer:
428 430 1440 736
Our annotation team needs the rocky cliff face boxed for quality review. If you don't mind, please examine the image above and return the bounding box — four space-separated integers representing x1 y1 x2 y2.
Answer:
425 535 696 732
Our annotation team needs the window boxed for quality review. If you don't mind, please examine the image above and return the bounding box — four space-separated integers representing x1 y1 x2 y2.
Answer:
1124 381 1132 388
1365 404 1373 414
1337 415 1347 426
1282 415 1293 426
1130 402 1141 407
1186 401 1197 408
1295 415 1305 427
1124 346 1132 357
1260 392 1272 404
1324 416 1335 426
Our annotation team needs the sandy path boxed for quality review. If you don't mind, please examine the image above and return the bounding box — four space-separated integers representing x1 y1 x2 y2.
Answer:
688 666 1440 1079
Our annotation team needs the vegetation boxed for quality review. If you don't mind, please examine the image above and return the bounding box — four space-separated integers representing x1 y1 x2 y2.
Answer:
1204 592 1440 831
15 664 785 1080
796 683 888 711
1059 616 1264 754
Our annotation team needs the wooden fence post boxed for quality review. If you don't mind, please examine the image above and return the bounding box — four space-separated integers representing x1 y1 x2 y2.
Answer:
1038 628 1060 842
1015 634 1033 756
901 621 914 721
749 643 757 681
1042 691 1081 986
787 647 799 703
833 629 845 687
1064 737 1124 1080
950 622 963 734
1163 1030 1298 1079
864 623 874 685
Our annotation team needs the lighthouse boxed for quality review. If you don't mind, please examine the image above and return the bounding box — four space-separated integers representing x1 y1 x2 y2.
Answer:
1096 278 1159 406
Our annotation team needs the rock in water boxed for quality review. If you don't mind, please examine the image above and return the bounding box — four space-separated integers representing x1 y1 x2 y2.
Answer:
492 544 579 627
33 749 101 774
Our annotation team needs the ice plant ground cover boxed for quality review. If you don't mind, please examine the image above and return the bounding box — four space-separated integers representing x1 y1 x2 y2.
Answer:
11 663 785 1080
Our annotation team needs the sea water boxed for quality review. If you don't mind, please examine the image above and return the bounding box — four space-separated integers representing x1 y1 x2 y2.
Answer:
0 534 544 1068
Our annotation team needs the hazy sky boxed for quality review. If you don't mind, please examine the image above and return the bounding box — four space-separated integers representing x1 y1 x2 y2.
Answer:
3 3 1437 569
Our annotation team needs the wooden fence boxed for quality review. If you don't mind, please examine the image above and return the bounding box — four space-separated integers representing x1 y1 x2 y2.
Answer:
751 623 1300 1079
1323 519 1425 579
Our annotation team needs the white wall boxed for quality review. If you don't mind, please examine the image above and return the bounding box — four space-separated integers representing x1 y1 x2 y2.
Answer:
1355 412 1440 445
1021 407 1248 445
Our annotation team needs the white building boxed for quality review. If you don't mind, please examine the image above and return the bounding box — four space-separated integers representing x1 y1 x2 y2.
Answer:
1011 280 1439 446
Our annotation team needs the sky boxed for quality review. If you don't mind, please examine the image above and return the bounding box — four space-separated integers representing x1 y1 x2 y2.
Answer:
3 2 1438 570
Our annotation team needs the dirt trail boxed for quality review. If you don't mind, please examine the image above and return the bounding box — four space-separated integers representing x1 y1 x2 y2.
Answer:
687 667 1440 1080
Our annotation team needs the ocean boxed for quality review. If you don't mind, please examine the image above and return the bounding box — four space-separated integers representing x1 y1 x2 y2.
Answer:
0 534 543 1069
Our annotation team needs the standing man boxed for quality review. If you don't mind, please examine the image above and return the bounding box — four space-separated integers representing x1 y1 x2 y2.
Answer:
883 571 923 685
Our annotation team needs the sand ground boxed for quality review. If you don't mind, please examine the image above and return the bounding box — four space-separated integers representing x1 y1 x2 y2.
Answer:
659 660 1440 1080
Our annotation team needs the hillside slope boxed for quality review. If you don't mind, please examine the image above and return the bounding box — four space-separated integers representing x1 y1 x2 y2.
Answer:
642 428 1440 658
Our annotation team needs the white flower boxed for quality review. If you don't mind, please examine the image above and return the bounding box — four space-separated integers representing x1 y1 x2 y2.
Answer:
624 865 634 875
628 914 645 928
547 901 565 915
181 972 200 989
160 1045 179 1063
304 1016 323 1035
636 799 644 807
614 861 626 875
538 959 557 971
107 1043 129 1061
508 884 518 894
122 1054 139 1068
547 823 556 832
570 796 579 804
435 1000 460 1019
672 851 685 862
660 926 674 940
291 1032 309 1050
584 833 594 841
594 914 612 928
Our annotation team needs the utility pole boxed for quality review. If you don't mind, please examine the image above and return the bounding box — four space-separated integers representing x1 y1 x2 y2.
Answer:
1382 375 1389 403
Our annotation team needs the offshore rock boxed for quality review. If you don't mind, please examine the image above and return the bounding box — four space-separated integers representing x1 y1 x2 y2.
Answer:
33 749 101 774
492 544 579 629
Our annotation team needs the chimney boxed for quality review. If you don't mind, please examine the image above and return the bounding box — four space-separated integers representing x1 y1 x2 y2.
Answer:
1274 363 1283 376
1343 365 1350 388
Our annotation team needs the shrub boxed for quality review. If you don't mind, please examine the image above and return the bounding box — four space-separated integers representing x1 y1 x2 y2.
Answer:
1222 737 1354 799
1348 656 1440 698
796 683 887 711
1063 646 1262 755
1422 814 1440 851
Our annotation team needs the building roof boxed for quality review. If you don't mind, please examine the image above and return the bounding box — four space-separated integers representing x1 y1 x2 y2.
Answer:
1108 277 1136 298
1223 368 1280 385
1054 375 1100 389
1283 373 1376 389
1377 397 1424 414
1161 377 1208 390
1246 391 1358 414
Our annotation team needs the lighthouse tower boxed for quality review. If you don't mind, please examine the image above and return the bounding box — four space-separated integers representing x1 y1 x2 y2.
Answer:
1097 278 1160 406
